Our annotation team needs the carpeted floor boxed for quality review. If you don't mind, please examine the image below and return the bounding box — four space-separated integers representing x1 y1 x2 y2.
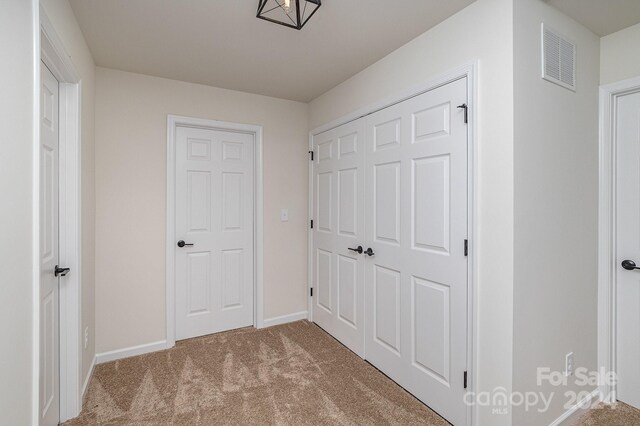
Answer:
65 320 448 425
574 402 640 426
65 319 640 426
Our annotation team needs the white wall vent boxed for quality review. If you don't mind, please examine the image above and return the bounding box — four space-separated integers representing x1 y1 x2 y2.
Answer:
541 23 576 91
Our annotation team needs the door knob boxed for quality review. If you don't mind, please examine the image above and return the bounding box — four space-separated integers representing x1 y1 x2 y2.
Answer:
364 248 375 256
54 265 70 277
177 240 194 248
348 246 363 254
621 260 640 271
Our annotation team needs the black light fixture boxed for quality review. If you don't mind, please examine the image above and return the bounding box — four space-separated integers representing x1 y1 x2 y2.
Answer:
257 0 321 30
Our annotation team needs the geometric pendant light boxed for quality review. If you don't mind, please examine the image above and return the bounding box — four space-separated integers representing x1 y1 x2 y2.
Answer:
257 0 321 30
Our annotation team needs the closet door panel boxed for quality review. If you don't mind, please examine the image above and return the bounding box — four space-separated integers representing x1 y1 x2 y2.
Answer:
364 78 469 426
312 119 366 357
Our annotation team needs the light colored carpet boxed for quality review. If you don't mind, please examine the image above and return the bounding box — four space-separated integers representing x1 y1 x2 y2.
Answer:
65 320 448 425
574 402 640 426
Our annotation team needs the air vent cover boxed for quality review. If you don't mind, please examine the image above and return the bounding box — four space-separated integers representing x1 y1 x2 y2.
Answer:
541 24 576 91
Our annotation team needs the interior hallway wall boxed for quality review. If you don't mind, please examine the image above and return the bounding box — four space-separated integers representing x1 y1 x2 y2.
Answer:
94 67 309 354
40 0 97 389
308 0 515 424
512 0 600 424
0 1 95 420
600 22 640 85
0 1 36 423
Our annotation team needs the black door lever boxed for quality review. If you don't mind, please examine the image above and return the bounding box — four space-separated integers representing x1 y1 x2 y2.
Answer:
348 246 363 254
364 248 375 257
177 240 194 248
622 260 640 271
457 103 468 123
55 265 70 277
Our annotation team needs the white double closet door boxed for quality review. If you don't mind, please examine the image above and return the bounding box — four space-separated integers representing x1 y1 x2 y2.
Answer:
312 77 469 425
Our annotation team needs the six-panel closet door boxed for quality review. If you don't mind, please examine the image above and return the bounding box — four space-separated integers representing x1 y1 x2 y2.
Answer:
312 119 366 356
363 77 468 426
312 76 469 425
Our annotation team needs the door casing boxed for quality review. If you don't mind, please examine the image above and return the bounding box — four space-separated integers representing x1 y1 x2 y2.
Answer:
307 63 478 426
597 75 640 404
37 6 84 423
166 115 264 349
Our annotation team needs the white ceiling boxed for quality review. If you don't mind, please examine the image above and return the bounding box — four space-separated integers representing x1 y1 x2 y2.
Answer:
69 0 476 102
546 0 640 36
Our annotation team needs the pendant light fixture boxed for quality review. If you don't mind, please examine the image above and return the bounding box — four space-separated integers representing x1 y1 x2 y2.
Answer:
257 0 321 30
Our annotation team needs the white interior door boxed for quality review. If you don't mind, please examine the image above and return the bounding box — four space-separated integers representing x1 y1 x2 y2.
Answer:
616 90 640 410
40 62 60 426
175 126 254 340
363 77 468 425
312 119 366 356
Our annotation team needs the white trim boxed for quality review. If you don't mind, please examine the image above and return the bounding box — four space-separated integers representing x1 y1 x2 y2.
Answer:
467 63 479 426
255 130 264 329
32 2 41 425
262 311 309 328
96 341 168 365
81 355 96 399
307 63 478 426
548 389 601 426
309 63 477 136
39 6 84 423
39 7 80 83
597 75 640 405
166 115 264 348
57 81 83 424
307 133 314 323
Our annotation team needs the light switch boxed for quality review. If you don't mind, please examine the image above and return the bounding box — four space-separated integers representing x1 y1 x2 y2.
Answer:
280 209 289 222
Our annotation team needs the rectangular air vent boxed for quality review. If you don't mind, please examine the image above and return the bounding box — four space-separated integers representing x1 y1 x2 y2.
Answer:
541 23 576 91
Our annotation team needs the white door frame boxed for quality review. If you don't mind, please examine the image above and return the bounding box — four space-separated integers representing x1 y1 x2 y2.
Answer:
166 115 264 348
37 6 83 423
307 62 478 426
597 75 640 403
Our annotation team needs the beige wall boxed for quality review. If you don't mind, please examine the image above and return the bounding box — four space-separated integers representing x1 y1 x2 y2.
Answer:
0 1 36 423
40 0 97 390
600 22 640 85
309 0 515 424
95 68 309 353
512 0 600 424
0 1 94 421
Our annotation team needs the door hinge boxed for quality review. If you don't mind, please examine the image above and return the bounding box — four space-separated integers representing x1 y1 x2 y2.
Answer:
309 150 314 161
464 239 468 256
464 371 468 389
457 103 468 124
310 219 314 229
310 287 313 297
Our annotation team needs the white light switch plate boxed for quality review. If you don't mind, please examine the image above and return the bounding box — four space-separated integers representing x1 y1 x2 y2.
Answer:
565 352 574 377
280 209 289 222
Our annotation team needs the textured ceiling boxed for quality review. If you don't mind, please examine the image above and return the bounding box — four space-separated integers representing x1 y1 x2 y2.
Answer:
69 0 476 102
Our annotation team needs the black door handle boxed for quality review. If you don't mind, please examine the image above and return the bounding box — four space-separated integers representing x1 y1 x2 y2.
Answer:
364 248 375 256
622 260 640 271
55 265 70 277
177 240 194 248
348 246 363 254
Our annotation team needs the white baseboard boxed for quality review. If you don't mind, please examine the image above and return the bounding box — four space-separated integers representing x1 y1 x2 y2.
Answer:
95 314 308 365
95 340 168 364
262 311 308 328
81 355 96 399
549 389 601 426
